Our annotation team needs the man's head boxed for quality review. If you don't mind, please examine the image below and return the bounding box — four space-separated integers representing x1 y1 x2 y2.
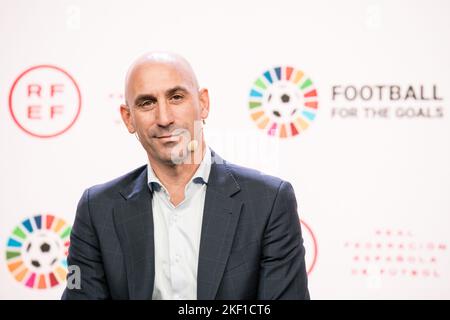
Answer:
120 52 209 165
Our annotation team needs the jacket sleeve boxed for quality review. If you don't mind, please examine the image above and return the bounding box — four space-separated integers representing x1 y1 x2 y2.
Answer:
61 188 110 299
257 181 310 300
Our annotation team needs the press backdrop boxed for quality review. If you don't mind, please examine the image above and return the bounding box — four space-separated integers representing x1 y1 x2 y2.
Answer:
1 0 449 299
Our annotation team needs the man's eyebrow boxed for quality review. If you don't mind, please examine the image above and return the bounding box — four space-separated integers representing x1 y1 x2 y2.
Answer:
134 94 156 105
166 86 189 97
133 86 190 105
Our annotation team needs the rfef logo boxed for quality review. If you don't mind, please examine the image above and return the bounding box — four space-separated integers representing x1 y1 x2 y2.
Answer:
9 65 82 138
301 219 318 275
249 66 319 138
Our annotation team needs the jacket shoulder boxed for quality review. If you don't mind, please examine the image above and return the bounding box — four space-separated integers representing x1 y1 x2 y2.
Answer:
87 164 147 200
225 161 288 192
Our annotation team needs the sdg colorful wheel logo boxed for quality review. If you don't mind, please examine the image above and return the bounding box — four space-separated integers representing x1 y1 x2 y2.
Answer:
5 214 71 289
249 66 319 138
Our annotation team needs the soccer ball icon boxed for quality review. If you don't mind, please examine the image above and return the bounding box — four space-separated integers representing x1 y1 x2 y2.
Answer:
23 232 62 273
263 81 303 122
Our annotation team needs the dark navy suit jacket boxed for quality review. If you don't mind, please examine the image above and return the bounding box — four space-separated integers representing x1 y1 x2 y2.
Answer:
62 150 309 299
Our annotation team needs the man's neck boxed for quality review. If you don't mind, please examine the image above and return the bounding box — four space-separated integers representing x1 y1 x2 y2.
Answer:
149 141 207 191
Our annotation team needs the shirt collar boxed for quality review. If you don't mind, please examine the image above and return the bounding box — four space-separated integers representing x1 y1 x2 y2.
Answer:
147 145 212 193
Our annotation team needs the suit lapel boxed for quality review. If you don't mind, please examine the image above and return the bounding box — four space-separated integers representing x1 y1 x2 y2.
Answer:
197 150 243 300
113 167 155 300
111 149 243 300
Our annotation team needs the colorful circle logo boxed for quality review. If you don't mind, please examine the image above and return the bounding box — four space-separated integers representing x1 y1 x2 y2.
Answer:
249 66 318 138
5 214 71 289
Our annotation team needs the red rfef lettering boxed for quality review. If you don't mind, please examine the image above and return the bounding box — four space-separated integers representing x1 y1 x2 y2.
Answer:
50 105 64 118
50 84 64 97
27 84 42 97
27 105 42 119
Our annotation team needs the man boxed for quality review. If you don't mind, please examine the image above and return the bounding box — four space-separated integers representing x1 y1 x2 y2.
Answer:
62 52 309 300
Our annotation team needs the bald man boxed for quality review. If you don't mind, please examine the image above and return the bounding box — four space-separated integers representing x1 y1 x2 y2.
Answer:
62 52 309 300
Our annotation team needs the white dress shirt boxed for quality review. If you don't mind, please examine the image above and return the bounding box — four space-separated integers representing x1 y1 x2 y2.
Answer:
149 146 212 300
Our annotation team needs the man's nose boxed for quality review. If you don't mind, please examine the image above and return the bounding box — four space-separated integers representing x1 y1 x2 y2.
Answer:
155 100 174 127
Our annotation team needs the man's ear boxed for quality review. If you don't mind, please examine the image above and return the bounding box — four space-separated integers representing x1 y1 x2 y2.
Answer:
120 104 136 133
198 88 210 120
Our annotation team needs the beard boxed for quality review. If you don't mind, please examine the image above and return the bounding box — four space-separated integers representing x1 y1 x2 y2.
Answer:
144 127 192 165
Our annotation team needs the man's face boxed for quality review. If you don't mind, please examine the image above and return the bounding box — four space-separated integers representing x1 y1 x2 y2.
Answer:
121 62 209 165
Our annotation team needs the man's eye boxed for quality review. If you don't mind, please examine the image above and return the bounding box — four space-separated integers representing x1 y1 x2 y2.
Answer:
171 94 183 101
138 100 153 107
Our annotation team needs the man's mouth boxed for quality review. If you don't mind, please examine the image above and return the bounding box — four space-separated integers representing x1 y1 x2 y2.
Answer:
154 133 182 141
156 133 180 138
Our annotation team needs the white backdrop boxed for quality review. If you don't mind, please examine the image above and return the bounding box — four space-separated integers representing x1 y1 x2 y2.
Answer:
1 0 449 299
